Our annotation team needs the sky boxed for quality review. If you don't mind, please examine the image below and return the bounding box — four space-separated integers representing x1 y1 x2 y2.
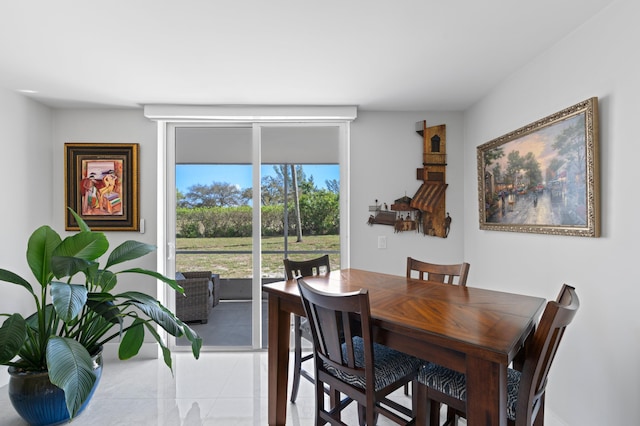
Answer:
176 164 339 193
488 113 582 176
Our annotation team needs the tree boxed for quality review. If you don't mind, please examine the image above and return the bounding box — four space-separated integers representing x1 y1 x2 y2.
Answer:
183 182 245 207
299 189 339 234
290 164 303 242
546 157 565 182
505 150 524 187
484 146 505 170
176 189 188 208
259 165 309 206
552 116 586 177
241 187 253 205
491 163 503 184
325 178 340 194
522 152 543 188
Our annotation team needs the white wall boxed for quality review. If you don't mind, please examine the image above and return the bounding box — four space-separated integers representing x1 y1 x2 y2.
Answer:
51 109 160 360
350 111 466 274
50 108 158 245
0 88 52 386
462 0 639 424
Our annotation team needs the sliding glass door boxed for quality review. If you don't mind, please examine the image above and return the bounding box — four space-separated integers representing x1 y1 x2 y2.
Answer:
164 120 350 351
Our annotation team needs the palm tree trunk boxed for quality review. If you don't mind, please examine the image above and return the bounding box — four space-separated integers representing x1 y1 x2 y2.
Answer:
290 164 303 242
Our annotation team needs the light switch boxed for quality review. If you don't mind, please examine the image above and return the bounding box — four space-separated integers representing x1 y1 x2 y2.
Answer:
377 236 387 249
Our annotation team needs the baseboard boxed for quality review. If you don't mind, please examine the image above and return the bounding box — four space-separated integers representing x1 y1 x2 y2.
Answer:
545 410 570 426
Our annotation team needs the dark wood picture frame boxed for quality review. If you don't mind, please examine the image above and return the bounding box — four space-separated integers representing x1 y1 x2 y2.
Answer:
65 143 139 231
477 97 600 237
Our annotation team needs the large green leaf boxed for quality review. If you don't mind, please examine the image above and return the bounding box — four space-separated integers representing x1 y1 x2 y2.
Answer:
86 294 121 325
92 269 117 292
180 323 202 359
118 318 144 360
26 225 61 286
50 282 88 323
119 268 183 293
67 208 91 233
142 321 173 371
51 256 96 280
53 231 108 262
122 293 183 337
105 241 156 269
0 314 27 364
46 337 96 419
25 304 55 331
0 269 36 297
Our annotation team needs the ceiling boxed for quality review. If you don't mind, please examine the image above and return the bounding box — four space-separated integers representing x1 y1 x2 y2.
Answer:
0 1 615 111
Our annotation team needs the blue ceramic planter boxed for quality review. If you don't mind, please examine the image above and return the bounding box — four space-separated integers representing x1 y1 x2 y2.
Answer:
8 351 103 426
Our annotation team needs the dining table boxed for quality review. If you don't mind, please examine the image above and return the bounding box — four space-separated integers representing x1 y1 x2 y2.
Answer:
263 268 546 426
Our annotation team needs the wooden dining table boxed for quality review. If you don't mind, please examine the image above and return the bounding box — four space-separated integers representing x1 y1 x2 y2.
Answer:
263 268 546 426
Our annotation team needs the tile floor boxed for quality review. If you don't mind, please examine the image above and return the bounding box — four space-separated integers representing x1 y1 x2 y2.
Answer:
0 350 430 426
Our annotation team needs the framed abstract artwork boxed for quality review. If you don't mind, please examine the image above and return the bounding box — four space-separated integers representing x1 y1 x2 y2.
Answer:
65 143 139 231
477 97 600 237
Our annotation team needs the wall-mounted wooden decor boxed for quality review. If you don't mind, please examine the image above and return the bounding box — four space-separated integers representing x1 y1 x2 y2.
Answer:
367 197 420 232
410 121 450 237
366 120 451 237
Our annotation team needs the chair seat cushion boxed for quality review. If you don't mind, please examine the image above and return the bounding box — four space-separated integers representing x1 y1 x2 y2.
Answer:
324 337 421 391
418 362 521 421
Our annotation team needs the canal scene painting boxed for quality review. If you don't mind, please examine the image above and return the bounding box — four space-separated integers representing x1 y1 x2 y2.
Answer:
477 98 600 237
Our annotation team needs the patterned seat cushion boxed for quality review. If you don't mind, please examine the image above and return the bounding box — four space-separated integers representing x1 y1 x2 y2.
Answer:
324 336 421 391
418 362 521 421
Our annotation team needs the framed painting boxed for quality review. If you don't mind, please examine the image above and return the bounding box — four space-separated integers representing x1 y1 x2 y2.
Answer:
65 143 139 231
477 97 600 237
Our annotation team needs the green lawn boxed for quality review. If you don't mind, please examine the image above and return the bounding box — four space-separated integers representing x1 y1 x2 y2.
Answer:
176 235 340 278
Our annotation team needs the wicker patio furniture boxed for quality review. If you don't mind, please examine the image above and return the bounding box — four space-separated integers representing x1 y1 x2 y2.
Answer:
175 271 215 323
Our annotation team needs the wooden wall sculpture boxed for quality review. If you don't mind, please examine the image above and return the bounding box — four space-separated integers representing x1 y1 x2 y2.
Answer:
366 120 451 238
410 121 450 237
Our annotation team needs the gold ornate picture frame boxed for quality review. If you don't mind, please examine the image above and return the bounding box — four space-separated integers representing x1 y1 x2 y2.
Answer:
477 97 600 237
65 143 139 231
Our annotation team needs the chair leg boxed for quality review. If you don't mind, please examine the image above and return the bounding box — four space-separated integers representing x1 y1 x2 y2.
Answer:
429 400 441 426
290 315 303 403
415 382 428 426
357 403 365 426
357 403 377 426
411 380 418 420
444 407 458 426
533 393 545 426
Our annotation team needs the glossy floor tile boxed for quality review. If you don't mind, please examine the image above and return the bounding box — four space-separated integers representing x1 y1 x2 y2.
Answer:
0 351 427 425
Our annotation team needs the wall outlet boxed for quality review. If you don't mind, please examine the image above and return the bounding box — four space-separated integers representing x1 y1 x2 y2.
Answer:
377 236 387 249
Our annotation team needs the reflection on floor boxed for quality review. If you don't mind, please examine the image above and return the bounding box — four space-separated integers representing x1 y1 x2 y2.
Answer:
177 300 269 348
0 351 424 425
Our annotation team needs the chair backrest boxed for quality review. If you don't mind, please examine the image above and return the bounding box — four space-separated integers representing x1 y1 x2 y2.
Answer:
406 257 470 285
515 284 579 426
284 254 331 280
297 278 374 391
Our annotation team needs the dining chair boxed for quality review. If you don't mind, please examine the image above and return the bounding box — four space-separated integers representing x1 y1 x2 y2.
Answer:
415 284 579 426
297 277 421 425
404 257 471 403
283 254 331 403
406 257 470 285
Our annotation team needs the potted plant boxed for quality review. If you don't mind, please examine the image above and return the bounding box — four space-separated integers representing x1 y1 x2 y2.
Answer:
0 209 201 424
